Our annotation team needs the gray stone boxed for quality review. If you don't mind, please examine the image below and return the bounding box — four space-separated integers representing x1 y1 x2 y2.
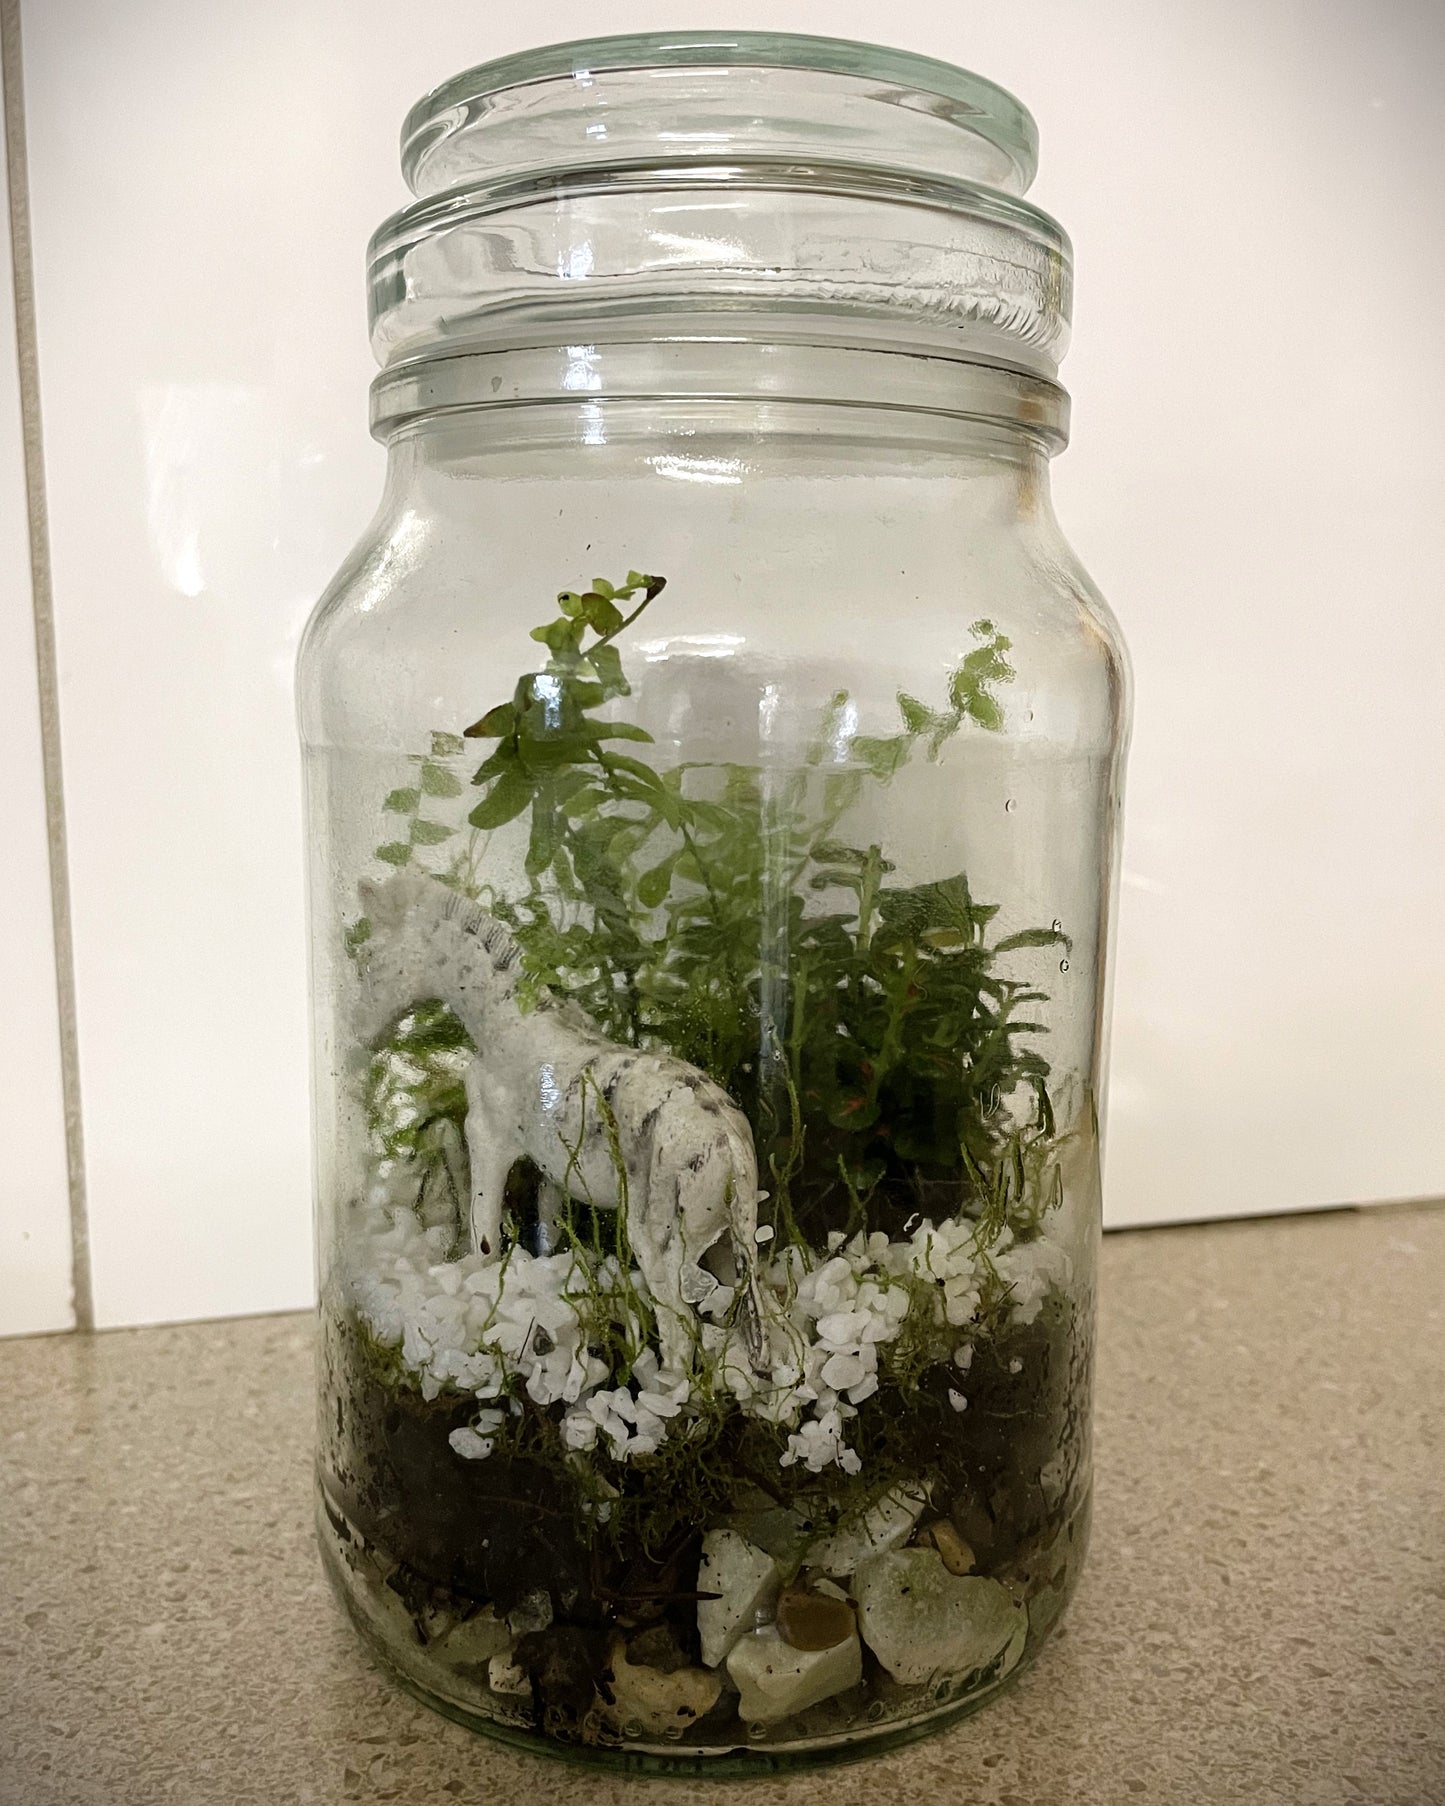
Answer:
853 1548 1026 1685
505 1589 552 1636
486 1652 532 1697
696 1529 783 1668
438 1605 510 1666
807 1485 927 1579
730 1502 817 1563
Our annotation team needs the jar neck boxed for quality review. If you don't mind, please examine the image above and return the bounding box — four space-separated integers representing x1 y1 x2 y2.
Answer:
381 392 1059 544
370 336 1069 454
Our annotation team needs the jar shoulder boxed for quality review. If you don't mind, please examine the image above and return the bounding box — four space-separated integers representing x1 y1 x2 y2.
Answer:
298 472 1128 753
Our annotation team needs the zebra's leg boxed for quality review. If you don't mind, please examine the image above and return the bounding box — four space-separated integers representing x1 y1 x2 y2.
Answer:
415 1116 469 1246
463 1058 513 1259
632 1139 696 1376
535 1178 565 1255
635 1224 693 1378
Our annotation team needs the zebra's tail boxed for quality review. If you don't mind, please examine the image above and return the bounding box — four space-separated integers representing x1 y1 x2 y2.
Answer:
737 1264 771 1373
724 1152 773 1373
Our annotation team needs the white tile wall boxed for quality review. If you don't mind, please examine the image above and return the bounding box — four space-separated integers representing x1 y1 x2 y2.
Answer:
0 46 72 1336
10 0 1443 1327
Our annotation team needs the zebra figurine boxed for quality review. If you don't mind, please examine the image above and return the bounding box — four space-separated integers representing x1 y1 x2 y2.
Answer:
355 874 769 1374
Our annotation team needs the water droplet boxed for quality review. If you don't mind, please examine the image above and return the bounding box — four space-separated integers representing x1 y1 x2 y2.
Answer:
1052 919 1063 933
1004 797 1017 814
754 1224 775 1244
1059 958 1070 973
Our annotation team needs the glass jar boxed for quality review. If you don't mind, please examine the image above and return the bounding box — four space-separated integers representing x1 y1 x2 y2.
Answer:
299 31 1129 1772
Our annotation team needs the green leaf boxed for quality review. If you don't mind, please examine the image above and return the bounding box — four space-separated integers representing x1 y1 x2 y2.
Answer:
580 592 624 634
463 703 517 739
376 841 413 866
594 721 654 743
605 753 667 794
557 785 608 819
852 735 910 780
419 762 463 798
945 628 1014 734
811 841 868 867
383 787 420 813
531 618 586 656
897 692 939 735
410 819 455 846
636 852 679 909
587 642 630 699
469 770 533 830
993 927 1070 952
470 737 520 786
918 927 969 950
526 802 560 877
590 577 616 600
517 732 595 772
963 692 1004 731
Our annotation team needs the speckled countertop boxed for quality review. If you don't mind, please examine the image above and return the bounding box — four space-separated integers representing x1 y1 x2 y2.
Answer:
2 1203 1442 1806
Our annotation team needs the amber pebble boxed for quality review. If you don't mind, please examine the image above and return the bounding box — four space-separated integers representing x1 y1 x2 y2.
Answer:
925 1519 977 1576
775 1585 856 1651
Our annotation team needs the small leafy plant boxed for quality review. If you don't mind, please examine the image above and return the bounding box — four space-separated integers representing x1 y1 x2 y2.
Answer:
365 571 1068 1251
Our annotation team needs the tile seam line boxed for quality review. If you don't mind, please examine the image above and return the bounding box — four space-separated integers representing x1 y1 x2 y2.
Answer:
1 0 93 1333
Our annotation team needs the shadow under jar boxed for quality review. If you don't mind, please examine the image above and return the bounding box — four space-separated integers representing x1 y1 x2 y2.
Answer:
298 30 1130 1774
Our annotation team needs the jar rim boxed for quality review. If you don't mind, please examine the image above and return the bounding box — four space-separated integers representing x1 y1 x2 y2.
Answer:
400 30 1039 200
367 339 1070 454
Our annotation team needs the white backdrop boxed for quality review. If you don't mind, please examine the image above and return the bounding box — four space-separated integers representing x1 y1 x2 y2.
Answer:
5 0 1443 1333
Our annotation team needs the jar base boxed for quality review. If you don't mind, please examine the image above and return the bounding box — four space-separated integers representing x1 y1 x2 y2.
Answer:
317 1486 1088 1775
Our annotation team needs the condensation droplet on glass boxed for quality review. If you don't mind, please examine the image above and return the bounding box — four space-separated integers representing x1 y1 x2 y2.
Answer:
1052 918 1063 933
1059 958 1070 973
1004 798 1017 814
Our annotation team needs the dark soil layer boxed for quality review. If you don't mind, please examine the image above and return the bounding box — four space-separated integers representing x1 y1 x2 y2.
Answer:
318 1286 1092 1746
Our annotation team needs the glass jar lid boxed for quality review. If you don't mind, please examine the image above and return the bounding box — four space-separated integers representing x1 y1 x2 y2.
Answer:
400 32 1039 197
368 33 1072 412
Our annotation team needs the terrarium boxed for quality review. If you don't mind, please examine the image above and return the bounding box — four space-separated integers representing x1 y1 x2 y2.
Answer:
298 31 1129 1772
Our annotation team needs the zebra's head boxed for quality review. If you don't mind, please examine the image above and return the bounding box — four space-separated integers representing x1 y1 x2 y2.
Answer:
350 874 449 1046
